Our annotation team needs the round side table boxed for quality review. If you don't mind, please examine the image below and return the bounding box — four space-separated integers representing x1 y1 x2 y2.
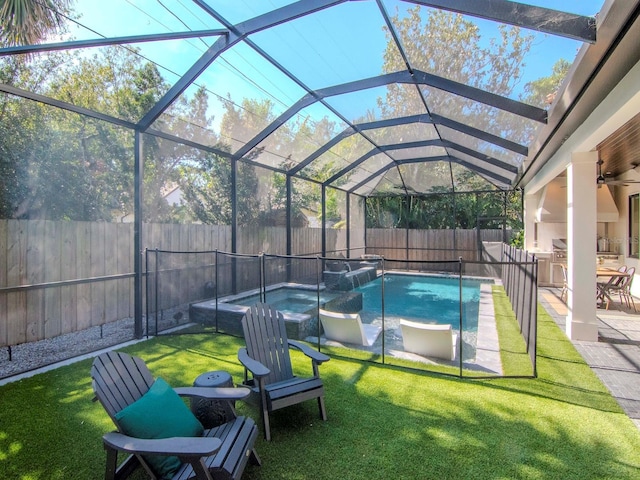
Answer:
191 370 235 429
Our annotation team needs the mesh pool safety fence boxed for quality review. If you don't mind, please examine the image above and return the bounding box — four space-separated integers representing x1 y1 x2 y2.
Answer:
146 247 537 379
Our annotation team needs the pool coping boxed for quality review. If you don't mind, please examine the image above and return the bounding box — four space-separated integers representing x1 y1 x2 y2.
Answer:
217 281 326 305
473 281 502 374
380 276 502 373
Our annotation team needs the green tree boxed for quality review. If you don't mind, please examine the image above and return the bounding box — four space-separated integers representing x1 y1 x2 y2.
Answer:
178 147 264 226
0 0 71 46
366 189 522 230
380 8 535 146
0 52 78 218
364 7 535 227
521 59 571 107
179 150 232 225
28 47 170 221
256 165 315 227
0 46 211 222
180 95 346 227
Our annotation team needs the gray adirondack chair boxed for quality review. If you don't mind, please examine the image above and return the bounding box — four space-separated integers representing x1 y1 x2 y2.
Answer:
91 351 261 480
238 303 330 441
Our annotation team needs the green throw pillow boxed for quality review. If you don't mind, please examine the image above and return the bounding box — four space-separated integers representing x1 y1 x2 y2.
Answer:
115 377 204 479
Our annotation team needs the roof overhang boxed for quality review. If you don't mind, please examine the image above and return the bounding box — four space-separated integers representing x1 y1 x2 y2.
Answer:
518 0 640 191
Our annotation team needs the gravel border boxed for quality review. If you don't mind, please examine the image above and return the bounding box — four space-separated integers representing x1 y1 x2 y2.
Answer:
0 305 192 380
1 288 499 380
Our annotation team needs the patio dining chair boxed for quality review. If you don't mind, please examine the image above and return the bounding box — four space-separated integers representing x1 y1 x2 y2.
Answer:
91 351 261 480
612 265 628 288
597 274 619 310
560 264 568 302
609 266 636 311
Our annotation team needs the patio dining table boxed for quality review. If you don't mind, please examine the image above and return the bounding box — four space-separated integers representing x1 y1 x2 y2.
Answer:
596 267 629 309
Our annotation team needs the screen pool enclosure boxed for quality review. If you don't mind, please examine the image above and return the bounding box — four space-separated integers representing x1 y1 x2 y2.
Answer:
0 0 581 379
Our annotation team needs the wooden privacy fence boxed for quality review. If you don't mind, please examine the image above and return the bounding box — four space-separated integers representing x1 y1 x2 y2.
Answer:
366 228 507 269
0 219 506 348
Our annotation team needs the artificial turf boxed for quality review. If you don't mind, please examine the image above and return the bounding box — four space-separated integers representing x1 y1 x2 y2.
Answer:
0 287 639 479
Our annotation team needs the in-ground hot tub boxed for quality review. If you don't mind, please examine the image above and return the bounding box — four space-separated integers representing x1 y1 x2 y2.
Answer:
189 283 364 339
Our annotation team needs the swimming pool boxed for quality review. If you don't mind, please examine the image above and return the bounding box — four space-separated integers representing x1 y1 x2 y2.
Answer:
217 273 489 335
354 273 489 331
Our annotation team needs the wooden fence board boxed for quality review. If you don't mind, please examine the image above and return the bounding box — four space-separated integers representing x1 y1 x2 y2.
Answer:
60 221 77 334
161 222 175 309
236 226 249 254
179 224 191 305
292 227 322 256
26 220 45 341
261 227 281 256
367 228 405 260
203 227 217 298
176 223 190 307
44 220 62 338
76 222 92 331
0 220 6 347
188 230 199 307
90 221 106 327
0 219 507 348
7 220 27 345
350 227 366 256
188 224 204 302
145 223 163 312
116 223 132 319
216 225 230 252
104 223 118 323
334 228 347 255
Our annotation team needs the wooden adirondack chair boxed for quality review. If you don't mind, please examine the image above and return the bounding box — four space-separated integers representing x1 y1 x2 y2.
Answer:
238 303 330 441
91 351 261 480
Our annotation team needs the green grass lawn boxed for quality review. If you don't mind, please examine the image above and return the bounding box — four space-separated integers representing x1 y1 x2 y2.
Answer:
1 288 639 479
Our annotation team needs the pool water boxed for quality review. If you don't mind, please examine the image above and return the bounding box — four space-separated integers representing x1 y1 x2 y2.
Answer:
355 274 488 331
227 274 488 333
235 288 340 315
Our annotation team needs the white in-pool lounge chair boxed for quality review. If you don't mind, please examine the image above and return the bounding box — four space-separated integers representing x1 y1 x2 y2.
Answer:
318 309 382 346
400 319 458 361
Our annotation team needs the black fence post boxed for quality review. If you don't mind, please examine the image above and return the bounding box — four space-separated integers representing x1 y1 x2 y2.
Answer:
380 257 385 364
260 253 265 303
144 248 149 339
459 257 463 378
531 258 539 377
316 255 322 352
215 250 219 333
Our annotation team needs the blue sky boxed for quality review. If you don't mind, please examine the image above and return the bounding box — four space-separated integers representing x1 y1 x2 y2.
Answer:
58 0 607 130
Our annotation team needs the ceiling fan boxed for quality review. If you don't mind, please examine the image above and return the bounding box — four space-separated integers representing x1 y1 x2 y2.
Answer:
596 159 640 186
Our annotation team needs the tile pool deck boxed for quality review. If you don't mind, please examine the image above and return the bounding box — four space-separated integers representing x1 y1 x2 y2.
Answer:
473 282 502 374
539 287 640 430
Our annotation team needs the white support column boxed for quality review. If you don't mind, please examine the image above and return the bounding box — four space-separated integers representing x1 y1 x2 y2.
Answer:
523 192 538 251
566 151 599 341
